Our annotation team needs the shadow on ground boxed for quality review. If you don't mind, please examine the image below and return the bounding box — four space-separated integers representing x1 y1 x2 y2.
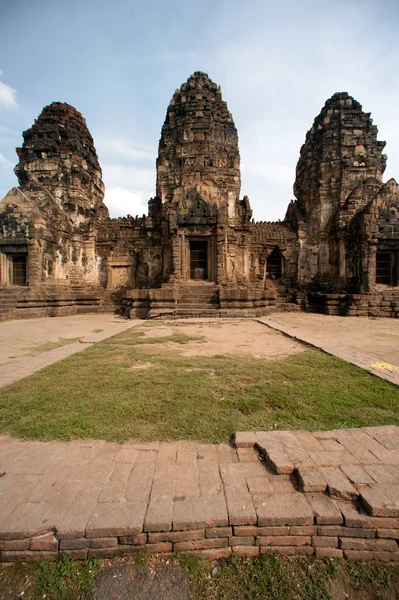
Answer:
85 563 189 600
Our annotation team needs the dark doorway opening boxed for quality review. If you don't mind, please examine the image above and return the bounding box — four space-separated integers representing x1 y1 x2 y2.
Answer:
11 255 27 286
267 248 283 279
190 241 207 280
376 251 398 286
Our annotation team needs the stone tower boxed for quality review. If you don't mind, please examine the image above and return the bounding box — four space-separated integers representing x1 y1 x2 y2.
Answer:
293 92 388 287
155 72 252 285
15 102 108 227
157 71 242 222
0 102 108 289
294 92 386 236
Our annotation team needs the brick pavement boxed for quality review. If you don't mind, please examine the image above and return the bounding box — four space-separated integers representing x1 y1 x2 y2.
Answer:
2 426 399 563
0 318 140 388
258 315 399 386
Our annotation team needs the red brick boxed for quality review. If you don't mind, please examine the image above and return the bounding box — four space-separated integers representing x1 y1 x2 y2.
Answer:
174 538 227 551
90 537 118 549
232 546 259 557
344 550 399 561
235 432 257 448
312 536 338 548
320 468 358 500
360 485 399 517
30 533 58 552
0 539 30 551
186 547 232 559
289 526 317 535
253 492 313 526
60 538 87 550
260 546 314 556
169 530 205 543
119 534 146 545
306 493 343 525
228 536 255 546
146 532 168 543
206 527 232 538
1 550 58 562
234 526 289 536
88 546 141 559
315 547 343 559
146 542 173 554
318 526 375 538
256 536 311 547
337 501 371 528
340 538 398 551
296 466 326 493
371 517 399 529
377 529 399 539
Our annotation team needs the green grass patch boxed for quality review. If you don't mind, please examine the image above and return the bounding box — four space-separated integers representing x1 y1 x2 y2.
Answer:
0 325 398 442
1 554 399 600
0 554 100 600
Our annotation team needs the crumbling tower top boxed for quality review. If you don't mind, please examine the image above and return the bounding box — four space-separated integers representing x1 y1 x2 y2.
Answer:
14 102 106 219
156 72 241 211
294 92 387 222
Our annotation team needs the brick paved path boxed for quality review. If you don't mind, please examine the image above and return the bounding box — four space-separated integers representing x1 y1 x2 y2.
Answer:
258 314 399 386
0 318 140 388
2 426 399 563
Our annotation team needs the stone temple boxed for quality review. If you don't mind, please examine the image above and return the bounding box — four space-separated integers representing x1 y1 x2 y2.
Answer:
1 72 398 320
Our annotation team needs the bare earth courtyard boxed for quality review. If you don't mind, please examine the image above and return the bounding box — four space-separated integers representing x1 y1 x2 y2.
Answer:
1 312 399 373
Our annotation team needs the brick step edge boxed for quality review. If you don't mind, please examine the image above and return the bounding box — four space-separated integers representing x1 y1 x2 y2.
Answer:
2 524 399 563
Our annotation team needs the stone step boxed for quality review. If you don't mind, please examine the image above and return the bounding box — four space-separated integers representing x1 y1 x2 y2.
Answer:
176 304 220 311
177 299 218 305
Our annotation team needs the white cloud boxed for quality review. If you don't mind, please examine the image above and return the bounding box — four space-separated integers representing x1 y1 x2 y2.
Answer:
0 153 13 168
102 164 156 218
0 80 17 109
96 138 154 160
104 187 149 219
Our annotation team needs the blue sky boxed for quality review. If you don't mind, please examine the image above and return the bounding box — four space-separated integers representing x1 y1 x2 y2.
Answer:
1 0 399 221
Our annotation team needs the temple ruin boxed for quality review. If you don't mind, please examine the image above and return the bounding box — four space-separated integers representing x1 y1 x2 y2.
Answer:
1 72 398 320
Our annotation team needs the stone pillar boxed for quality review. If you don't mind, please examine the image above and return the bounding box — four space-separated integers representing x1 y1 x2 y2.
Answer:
27 239 42 286
339 238 346 289
364 244 376 293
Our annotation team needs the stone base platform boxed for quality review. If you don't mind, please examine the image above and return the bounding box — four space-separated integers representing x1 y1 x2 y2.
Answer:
1 427 399 563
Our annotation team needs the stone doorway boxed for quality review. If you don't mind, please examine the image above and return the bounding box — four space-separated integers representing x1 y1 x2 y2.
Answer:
11 255 27 286
189 241 208 280
376 250 398 286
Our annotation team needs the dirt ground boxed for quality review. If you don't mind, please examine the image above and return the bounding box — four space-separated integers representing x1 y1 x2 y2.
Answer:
265 313 399 367
86 564 190 600
139 320 306 358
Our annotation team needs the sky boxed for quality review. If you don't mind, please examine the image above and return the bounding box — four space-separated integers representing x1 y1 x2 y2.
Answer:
0 0 399 222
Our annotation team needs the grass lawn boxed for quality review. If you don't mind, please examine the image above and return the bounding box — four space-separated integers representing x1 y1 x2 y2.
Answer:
0 322 398 442
1 553 399 600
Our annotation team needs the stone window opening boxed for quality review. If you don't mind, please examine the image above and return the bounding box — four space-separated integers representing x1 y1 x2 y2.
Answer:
266 247 283 280
376 251 398 286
